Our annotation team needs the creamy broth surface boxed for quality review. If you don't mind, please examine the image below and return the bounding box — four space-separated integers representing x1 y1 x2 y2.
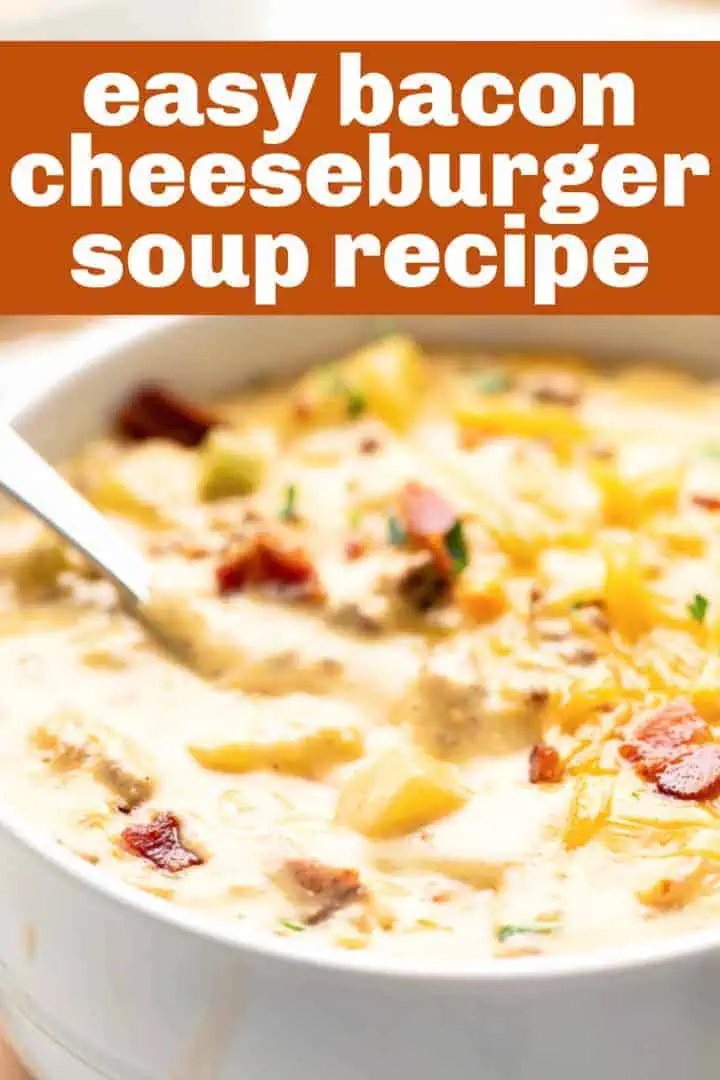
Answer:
4 337 720 961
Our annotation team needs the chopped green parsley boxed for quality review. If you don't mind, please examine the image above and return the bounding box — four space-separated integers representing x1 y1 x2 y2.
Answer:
279 483 298 522
496 923 559 944
387 515 408 546
444 520 469 575
346 386 367 419
476 371 512 395
688 593 710 623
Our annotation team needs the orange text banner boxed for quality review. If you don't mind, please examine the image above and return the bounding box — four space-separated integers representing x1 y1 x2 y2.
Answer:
0 41 717 314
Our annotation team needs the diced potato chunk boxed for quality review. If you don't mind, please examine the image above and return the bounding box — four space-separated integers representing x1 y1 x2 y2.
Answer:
12 530 69 599
190 726 362 778
292 336 427 431
189 694 364 779
347 335 427 431
336 747 468 838
198 427 274 501
89 442 198 526
563 775 613 850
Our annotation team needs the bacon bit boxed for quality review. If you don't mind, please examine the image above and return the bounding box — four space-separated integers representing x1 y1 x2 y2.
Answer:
399 482 457 539
116 385 219 447
397 482 462 577
526 687 551 709
216 534 323 602
122 812 204 873
692 493 720 512
358 435 381 455
620 700 711 781
529 743 564 783
285 858 367 926
656 745 720 801
398 552 451 611
525 374 582 408
345 536 367 561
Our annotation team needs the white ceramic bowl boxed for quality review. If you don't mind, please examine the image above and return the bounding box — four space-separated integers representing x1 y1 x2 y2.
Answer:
4 314 720 1080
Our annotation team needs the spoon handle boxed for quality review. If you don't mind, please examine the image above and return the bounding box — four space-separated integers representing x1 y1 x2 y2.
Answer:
0 426 151 607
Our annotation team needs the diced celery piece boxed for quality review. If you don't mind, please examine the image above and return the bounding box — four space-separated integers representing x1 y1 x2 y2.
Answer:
198 428 274 501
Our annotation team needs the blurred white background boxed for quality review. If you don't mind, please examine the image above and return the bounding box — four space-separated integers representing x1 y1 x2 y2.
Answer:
1 0 720 39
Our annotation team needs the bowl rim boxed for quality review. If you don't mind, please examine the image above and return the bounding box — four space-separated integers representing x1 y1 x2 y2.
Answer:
4 312 720 986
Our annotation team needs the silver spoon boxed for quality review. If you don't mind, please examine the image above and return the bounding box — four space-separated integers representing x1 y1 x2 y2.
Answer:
0 425 152 609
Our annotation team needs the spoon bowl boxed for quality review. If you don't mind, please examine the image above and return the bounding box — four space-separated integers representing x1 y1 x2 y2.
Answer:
0 425 152 608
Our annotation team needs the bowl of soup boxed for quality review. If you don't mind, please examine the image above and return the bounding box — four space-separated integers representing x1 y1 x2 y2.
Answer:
2 314 720 1080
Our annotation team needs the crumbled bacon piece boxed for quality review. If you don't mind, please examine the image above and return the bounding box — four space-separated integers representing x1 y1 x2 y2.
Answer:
692 493 720 512
529 743 564 783
620 700 711 781
526 687 550 709
399 482 457 539
656 745 720 801
358 435 381 455
398 552 451 611
116 384 219 447
525 374 582 408
285 858 367 926
397 482 460 577
345 536 367 561
122 812 204 872
216 534 323 602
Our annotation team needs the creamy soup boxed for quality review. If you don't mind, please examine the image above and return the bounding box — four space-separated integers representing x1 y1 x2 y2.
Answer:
4 336 720 961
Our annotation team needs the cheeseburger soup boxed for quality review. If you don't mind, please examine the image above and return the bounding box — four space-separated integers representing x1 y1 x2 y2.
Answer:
3 336 720 960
